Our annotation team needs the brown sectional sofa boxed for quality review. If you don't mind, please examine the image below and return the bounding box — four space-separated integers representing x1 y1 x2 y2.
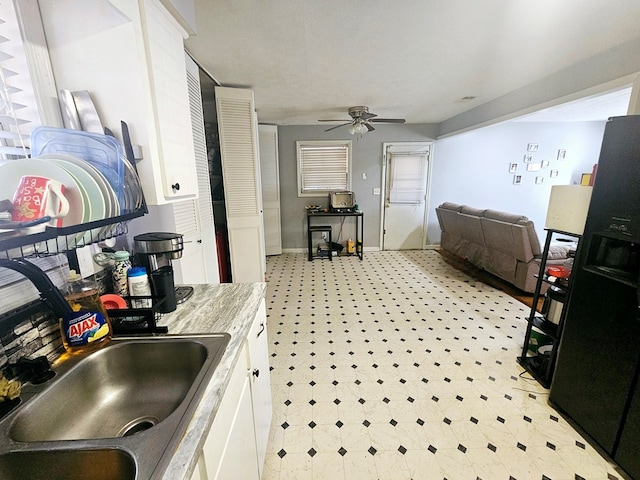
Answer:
435 202 570 293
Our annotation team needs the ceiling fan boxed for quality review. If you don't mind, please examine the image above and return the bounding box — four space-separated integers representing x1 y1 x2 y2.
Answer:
319 106 405 134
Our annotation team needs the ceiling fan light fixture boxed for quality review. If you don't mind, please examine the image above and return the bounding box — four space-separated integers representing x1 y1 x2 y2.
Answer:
347 124 358 135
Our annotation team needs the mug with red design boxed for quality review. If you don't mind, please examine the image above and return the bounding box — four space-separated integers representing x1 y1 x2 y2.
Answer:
11 175 70 228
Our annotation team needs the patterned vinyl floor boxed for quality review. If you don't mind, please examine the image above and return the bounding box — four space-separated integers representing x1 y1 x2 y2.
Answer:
260 251 625 480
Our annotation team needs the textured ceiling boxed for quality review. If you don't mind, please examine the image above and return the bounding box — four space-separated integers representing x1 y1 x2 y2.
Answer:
185 0 640 126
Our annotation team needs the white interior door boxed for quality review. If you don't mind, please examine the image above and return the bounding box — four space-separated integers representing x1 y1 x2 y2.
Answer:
382 143 432 250
215 86 266 283
258 125 282 255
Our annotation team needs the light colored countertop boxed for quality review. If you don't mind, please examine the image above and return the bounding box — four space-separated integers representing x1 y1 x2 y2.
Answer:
157 282 267 480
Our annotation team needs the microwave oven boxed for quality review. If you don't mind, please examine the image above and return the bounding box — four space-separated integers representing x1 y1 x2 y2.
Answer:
330 191 355 213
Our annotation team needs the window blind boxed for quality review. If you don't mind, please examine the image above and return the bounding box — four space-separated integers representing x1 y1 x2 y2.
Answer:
297 141 350 195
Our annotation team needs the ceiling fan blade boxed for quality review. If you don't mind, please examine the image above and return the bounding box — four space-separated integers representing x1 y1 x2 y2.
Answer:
370 118 406 124
318 119 351 122
364 122 375 132
360 112 377 120
324 122 352 132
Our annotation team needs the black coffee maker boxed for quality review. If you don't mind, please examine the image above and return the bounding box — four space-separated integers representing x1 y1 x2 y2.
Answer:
133 232 191 313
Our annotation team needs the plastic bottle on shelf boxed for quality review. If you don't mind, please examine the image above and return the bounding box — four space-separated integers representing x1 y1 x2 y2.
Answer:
60 270 112 353
128 267 152 308
111 250 132 297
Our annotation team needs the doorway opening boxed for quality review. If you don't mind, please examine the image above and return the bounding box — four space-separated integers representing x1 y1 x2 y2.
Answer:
380 143 433 250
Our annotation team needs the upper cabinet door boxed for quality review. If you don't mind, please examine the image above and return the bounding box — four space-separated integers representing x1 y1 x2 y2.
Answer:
215 86 266 283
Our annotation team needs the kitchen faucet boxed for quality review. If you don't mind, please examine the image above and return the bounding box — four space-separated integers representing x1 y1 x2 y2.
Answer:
0 258 72 318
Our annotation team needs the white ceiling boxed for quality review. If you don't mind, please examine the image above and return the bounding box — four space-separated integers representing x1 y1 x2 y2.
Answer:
185 0 640 127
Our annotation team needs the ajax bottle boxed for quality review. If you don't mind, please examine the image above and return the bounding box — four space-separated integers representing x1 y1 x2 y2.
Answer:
61 270 112 353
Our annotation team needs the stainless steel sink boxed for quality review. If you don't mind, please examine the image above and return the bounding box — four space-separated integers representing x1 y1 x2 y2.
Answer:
0 448 136 480
0 334 230 479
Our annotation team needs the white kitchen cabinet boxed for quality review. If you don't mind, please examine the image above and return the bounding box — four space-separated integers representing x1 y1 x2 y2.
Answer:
40 0 198 205
247 300 272 478
199 298 271 479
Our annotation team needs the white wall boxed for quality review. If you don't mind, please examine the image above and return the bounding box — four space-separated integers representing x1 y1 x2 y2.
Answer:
428 121 606 244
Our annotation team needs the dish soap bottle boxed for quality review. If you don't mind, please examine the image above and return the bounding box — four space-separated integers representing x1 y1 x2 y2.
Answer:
61 270 112 353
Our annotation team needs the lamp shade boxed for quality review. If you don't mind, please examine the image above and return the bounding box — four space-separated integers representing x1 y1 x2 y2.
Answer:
545 185 593 235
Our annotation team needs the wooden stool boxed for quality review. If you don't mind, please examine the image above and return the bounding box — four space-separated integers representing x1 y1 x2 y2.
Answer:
308 225 332 261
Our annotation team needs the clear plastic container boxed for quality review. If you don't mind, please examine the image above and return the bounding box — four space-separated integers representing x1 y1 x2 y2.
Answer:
61 270 112 353
128 266 152 308
111 250 132 297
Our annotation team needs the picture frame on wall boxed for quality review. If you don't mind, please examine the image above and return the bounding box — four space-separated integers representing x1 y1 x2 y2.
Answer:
535 176 544 184
541 160 550 168
557 149 567 160
550 170 559 178
526 163 541 172
527 143 539 152
509 163 518 173
513 175 522 185
523 154 533 163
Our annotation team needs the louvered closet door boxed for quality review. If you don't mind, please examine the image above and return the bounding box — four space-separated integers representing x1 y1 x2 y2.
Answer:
258 125 282 255
215 86 266 283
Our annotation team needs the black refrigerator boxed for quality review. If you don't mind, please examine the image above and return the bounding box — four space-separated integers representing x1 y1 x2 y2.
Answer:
550 115 640 479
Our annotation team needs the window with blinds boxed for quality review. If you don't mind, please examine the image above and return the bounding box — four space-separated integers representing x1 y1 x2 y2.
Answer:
296 140 351 196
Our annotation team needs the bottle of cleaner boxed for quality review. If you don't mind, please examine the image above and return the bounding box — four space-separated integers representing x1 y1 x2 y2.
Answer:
111 250 132 296
61 270 112 353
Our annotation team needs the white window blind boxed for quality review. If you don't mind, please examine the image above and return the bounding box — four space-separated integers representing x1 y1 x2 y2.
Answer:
297 140 351 196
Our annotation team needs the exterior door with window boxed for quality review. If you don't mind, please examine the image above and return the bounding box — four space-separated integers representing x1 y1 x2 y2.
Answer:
382 143 432 250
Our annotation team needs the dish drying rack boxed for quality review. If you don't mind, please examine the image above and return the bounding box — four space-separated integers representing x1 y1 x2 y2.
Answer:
108 295 169 335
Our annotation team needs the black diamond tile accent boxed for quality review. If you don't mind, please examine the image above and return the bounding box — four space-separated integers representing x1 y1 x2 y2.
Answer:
309 380 316 386
550 415 559 422
443 417 452 425
331 365 337 370
368 446 377 456
308 448 316 457
398 445 407 455
358 398 365 404
338 447 347 456
336 420 344 428
480 395 488 401
432 396 439 402
278 449 287 458
576 441 586 449
309 365 315 370
466 377 473 382
287 381 293 387
332 380 338 386
352 364 358 369
444 377 451 383
377 379 384 384
289 366 295 371
517 442 526 451
354 379 362 385
523 416 532 423
407 396 415 403
488 443 497 452
546 441 556 450
417 418 425 426
456 395 463 401
576 475 586 480
497 416 505 424
281 421 289 430
284 400 292 406
422 378 428 383
309 399 316 406
504 394 512 401
529 393 537 399
334 398 341 405
308 421 316 429
363 420 371 427
390 419 398 427
457 444 467 453
399 378 406 384
428 445 437 454
383 397 390 404
470 417 478 424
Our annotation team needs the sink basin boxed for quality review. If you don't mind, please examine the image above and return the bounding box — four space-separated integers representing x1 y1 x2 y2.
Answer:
0 448 136 480
0 334 230 479
11 339 213 442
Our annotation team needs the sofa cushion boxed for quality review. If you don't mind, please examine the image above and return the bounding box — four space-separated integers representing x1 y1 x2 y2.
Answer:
484 209 527 224
439 202 464 212
517 219 542 256
460 205 487 217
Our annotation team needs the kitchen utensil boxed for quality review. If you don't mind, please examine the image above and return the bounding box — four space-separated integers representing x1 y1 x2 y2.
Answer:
58 90 82 130
71 90 104 134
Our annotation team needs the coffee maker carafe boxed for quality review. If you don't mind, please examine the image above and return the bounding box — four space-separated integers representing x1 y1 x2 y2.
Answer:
133 232 184 313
